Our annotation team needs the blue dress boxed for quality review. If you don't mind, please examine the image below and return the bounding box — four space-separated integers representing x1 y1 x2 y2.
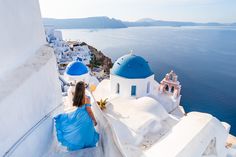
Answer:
54 104 99 151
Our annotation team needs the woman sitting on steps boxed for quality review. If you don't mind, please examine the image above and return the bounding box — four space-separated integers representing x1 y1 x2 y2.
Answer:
54 81 99 151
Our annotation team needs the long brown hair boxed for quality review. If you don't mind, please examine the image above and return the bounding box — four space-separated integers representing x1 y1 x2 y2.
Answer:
73 81 85 107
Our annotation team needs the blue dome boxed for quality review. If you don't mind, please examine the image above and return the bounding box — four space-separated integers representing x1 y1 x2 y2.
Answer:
111 54 153 79
66 61 88 76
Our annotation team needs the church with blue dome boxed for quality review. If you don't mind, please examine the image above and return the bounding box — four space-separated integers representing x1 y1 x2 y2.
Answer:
110 53 155 98
66 61 89 76
64 61 90 84
111 54 153 79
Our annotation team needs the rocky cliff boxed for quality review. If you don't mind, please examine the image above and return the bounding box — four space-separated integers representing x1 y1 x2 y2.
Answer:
75 42 113 74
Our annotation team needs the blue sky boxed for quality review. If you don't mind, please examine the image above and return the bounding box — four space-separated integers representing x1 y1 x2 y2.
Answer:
39 0 236 23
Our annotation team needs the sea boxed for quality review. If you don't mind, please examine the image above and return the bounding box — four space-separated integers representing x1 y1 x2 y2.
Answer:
60 26 236 135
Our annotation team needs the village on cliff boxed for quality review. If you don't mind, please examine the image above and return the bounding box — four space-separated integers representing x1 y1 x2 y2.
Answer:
43 25 236 157
1 1 236 156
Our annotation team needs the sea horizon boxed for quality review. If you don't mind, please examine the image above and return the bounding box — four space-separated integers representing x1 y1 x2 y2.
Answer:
60 26 236 134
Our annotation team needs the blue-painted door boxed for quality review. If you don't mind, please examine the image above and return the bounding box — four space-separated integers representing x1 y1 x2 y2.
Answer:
131 85 136 96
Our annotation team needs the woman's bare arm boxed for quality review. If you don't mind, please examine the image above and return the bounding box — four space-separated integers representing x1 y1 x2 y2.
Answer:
85 96 97 126
86 106 97 126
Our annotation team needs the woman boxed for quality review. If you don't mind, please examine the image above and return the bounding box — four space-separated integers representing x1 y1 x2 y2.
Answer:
54 81 99 151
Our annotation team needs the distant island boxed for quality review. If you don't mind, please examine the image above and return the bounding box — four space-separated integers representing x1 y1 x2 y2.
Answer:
43 16 236 29
43 17 126 29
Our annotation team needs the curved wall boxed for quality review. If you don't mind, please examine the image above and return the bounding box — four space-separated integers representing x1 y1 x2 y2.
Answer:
0 46 62 157
0 0 62 156
0 0 45 78
110 74 155 98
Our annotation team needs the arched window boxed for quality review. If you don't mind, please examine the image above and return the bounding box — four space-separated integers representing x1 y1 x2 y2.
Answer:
171 86 175 93
116 83 120 94
165 84 169 92
131 85 136 96
147 82 150 93
169 74 173 81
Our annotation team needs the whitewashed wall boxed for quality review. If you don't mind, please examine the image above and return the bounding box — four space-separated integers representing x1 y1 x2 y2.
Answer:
110 74 155 98
0 46 62 157
0 0 62 156
145 112 228 157
0 0 45 78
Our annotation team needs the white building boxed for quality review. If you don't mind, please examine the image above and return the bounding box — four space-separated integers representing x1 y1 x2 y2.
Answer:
93 53 235 157
64 61 90 84
0 0 235 156
97 53 182 115
44 25 63 44
110 53 154 98
44 27 92 66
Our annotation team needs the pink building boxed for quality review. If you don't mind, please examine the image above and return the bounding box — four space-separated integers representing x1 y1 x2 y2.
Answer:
159 70 181 99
